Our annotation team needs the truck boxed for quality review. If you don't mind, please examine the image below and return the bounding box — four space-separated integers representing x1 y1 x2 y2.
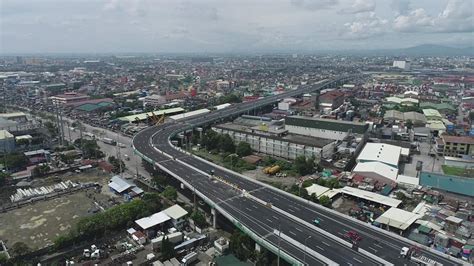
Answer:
400 246 442 265
181 251 198 266
102 137 116 145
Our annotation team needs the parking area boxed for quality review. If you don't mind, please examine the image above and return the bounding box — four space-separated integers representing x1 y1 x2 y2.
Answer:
402 142 444 177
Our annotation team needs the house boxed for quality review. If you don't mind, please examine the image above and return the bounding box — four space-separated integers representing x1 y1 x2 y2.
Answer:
163 204 188 230
108 175 144 199
135 212 171 238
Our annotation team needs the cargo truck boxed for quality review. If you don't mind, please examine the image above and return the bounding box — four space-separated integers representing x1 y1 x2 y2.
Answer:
102 137 116 145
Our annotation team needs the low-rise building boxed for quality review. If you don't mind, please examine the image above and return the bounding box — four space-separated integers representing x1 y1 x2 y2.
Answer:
319 91 344 110
0 130 15 153
436 135 474 157
143 94 166 108
50 92 90 105
163 204 188 230
0 112 28 123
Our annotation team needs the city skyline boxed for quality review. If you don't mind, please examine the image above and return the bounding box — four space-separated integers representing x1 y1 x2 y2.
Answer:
1 0 473 54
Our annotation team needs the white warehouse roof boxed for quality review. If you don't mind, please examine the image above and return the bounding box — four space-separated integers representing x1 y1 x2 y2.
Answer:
375 207 421 230
135 212 171 230
353 162 398 182
305 184 331 197
357 143 408 167
340 186 402 208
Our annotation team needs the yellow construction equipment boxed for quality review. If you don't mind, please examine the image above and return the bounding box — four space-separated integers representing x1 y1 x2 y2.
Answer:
263 165 280 175
148 112 166 125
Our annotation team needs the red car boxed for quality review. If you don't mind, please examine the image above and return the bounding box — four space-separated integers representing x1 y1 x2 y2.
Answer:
345 230 362 243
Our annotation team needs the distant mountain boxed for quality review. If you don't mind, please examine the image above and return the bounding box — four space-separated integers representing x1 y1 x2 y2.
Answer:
395 44 474 56
337 44 474 57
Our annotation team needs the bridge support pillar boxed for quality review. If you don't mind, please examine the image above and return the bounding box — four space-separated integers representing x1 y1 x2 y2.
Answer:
211 208 217 229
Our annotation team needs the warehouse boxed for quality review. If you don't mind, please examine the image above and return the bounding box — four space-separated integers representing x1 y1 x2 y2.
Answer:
284 116 369 141
356 142 409 168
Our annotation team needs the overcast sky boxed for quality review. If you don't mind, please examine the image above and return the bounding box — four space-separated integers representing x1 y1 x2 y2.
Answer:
1 0 473 54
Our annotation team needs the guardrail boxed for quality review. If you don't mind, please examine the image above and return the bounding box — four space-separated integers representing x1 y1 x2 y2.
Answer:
140 151 305 266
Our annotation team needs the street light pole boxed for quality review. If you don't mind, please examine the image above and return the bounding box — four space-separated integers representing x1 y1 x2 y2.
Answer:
304 235 312 265
277 222 281 266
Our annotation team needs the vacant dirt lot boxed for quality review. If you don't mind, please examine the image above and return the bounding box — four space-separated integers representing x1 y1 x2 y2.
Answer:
0 189 110 250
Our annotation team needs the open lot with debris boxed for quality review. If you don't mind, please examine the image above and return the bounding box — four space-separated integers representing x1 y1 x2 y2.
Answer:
0 189 113 250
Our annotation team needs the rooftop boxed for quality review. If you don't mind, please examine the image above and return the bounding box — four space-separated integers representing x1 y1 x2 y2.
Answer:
108 175 134 193
441 135 474 145
357 142 408 168
135 212 170 230
340 186 402 208
118 107 185 122
0 130 13 140
285 116 369 134
353 161 399 181
163 204 188 220
375 207 421 230
422 109 442 118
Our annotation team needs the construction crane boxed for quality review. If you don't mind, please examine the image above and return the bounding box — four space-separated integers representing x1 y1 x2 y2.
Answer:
148 112 165 125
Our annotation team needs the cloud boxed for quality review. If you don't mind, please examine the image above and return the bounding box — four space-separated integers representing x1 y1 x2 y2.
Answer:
340 0 375 14
393 0 474 33
290 0 338 10
390 0 410 15
342 12 388 39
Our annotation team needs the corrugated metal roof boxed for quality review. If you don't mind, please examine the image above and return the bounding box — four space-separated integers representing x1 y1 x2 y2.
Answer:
285 116 369 134
118 107 185 122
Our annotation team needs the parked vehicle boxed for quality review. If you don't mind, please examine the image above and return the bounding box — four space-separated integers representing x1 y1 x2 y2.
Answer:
181 251 198 266
102 137 117 145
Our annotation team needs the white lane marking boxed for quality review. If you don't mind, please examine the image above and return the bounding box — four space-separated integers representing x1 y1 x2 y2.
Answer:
322 241 330 247
245 207 252 212
266 219 273 223
315 245 324 251
374 243 384 249
288 208 295 213
289 231 297 236
353 258 363 263
295 227 303 233
368 247 378 253
272 216 278 220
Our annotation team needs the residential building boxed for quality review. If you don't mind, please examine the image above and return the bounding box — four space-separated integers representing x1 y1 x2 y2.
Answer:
163 204 188 230
284 116 369 141
143 94 166 108
436 135 474 157
319 91 344 110
0 130 15 153
50 92 90 105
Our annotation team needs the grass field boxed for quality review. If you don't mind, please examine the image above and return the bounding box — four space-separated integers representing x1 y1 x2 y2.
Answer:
441 165 474 177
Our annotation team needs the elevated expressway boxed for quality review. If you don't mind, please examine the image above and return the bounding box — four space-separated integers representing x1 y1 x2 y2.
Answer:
133 77 465 265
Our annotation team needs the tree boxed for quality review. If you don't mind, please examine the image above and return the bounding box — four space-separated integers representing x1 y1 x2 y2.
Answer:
141 193 163 213
0 253 8 264
4 153 29 170
229 230 253 261
0 172 9 187
108 156 125 173
191 211 207 228
294 156 315 176
219 134 235 153
161 237 176 260
405 119 413 129
32 164 50 178
236 142 252 157
74 138 104 159
10 242 31 257
60 153 75 164
161 186 177 200
319 195 332 208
